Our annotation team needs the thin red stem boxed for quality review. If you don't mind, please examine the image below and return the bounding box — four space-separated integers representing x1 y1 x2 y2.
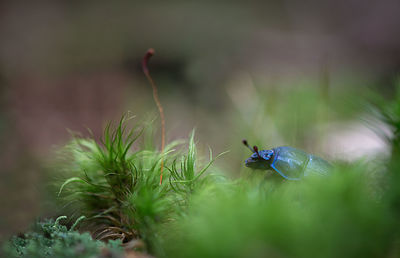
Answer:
142 48 166 185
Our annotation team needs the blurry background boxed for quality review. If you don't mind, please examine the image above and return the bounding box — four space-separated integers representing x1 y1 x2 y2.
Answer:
1 0 400 241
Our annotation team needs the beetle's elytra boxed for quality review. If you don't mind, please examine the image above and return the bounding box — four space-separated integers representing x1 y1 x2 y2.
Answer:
243 140 331 180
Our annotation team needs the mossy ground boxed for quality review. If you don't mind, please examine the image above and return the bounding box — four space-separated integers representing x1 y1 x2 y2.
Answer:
4 83 400 258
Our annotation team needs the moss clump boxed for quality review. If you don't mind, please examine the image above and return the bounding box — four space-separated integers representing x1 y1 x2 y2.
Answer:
3 216 123 258
55 116 225 253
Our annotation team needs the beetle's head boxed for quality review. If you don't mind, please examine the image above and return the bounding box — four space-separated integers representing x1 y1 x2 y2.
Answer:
242 140 274 170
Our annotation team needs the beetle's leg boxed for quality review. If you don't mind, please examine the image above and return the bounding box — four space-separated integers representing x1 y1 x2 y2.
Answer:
271 163 300 181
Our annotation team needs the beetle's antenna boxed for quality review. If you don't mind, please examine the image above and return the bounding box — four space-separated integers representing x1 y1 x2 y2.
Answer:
242 139 254 153
253 146 262 158
142 48 165 185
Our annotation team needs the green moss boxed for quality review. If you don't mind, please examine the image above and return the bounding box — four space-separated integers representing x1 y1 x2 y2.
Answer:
7 79 400 257
161 164 395 258
54 116 225 253
3 216 123 258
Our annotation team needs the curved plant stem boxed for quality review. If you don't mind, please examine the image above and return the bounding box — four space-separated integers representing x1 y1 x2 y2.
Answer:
142 48 166 185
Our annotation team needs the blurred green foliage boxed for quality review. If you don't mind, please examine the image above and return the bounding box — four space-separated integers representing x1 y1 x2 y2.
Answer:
153 79 400 258
5 80 400 258
230 79 364 148
161 163 395 258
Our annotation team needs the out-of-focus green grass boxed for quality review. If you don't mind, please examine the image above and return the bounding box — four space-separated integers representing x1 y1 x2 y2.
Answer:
161 163 395 258
154 79 400 258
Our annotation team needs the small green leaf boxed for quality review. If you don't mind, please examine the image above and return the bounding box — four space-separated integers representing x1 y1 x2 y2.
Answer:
58 177 87 196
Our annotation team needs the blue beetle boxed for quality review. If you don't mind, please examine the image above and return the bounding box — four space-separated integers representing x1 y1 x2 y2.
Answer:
243 140 331 180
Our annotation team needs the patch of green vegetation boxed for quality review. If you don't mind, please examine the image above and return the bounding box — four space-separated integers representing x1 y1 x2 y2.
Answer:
55 115 225 253
2 216 123 258
161 163 395 258
6 80 400 258
155 79 400 258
